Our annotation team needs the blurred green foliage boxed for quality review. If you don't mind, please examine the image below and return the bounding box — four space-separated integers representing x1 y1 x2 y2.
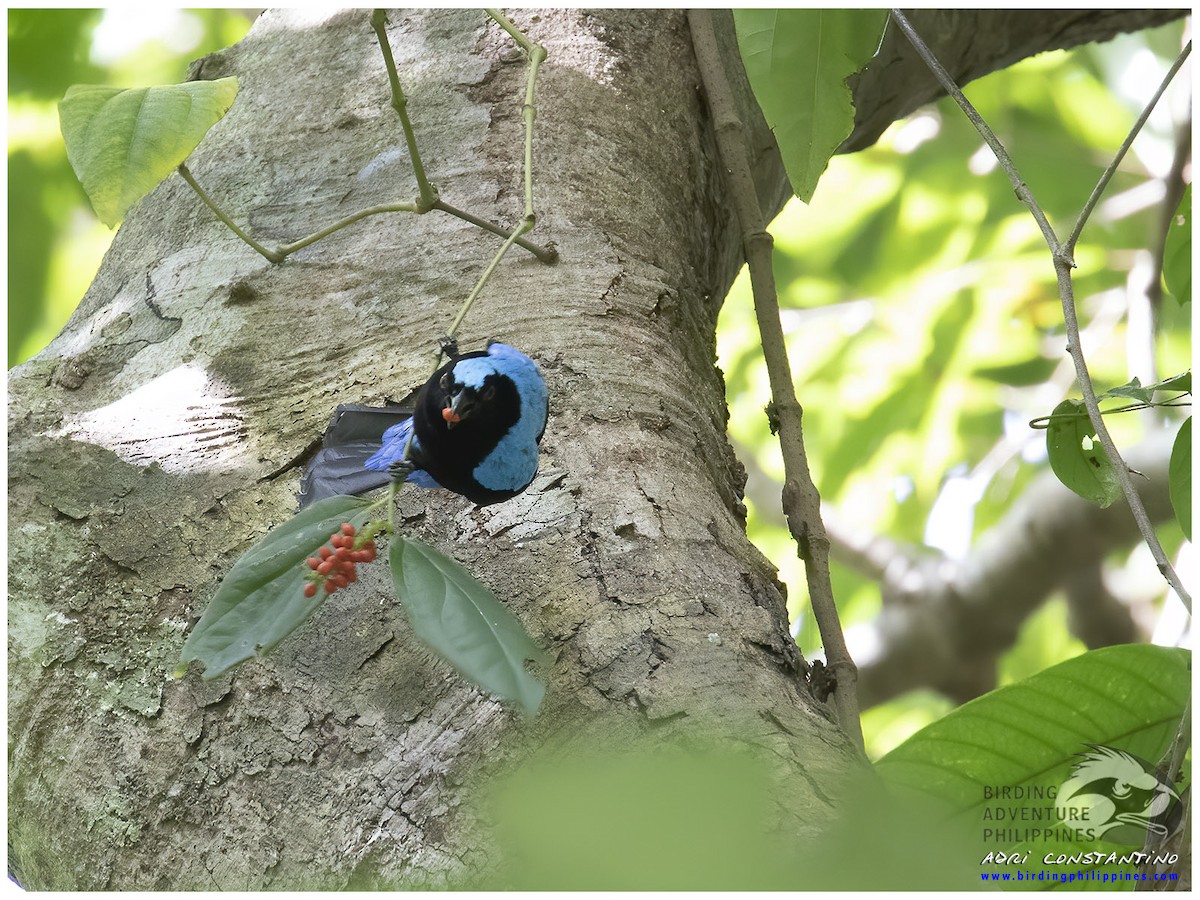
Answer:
481 734 983 890
7 7 254 365
717 22 1191 758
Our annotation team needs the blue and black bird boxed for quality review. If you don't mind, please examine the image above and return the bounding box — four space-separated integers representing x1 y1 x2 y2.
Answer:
299 342 548 508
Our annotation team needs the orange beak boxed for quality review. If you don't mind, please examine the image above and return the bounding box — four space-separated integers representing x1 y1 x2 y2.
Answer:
442 406 462 426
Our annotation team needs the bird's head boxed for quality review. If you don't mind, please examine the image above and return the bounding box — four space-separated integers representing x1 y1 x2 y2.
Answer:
438 370 498 430
427 353 523 440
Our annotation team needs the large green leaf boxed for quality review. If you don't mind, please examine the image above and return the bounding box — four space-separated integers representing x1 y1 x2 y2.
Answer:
1045 399 1120 508
734 9 887 202
1162 185 1190 305
59 77 238 226
877 646 1190 876
178 495 373 679
390 536 546 715
1169 417 1191 541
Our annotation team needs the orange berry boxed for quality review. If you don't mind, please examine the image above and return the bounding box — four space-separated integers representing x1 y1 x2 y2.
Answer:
304 583 318 598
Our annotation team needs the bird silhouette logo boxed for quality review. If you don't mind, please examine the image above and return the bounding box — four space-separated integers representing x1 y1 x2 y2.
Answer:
1056 745 1183 846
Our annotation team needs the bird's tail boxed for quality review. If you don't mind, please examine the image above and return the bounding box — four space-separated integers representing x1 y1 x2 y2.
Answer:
298 404 413 509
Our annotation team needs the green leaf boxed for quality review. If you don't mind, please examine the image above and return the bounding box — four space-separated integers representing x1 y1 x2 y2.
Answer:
1045 399 1120 507
178 495 374 679
1169 417 1191 541
877 645 1190 859
1162 184 1190 305
58 77 238 226
1098 376 1153 405
390 535 546 715
734 9 887 202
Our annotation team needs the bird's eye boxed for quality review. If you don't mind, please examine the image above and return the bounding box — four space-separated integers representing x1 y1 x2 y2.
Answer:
480 385 496 402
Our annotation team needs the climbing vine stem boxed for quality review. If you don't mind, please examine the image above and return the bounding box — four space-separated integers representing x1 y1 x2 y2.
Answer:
486 8 548 222
177 162 282 263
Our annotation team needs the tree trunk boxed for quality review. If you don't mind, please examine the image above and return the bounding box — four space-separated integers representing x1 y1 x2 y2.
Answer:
8 8 1179 890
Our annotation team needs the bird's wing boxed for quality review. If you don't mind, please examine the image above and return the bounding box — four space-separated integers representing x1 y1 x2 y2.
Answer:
297 404 413 508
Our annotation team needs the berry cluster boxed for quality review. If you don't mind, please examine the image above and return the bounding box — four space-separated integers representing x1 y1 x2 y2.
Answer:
303 523 378 598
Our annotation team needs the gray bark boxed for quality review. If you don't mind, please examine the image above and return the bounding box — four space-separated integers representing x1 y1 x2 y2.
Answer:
8 7 1180 890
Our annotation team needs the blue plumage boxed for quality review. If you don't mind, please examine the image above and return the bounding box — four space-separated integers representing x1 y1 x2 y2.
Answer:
362 418 441 489
299 342 548 508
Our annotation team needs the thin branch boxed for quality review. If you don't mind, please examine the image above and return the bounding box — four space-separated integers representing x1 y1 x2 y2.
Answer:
485 8 537 55
444 9 547 343
1066 41 1192 255
180 11 558 266
487 8 549 224
447 220 532 341
181 161 429 263
370 9 437 211
886 11 1061 257
891 9 1191 611
1053 271 1189 609
688 9 863 754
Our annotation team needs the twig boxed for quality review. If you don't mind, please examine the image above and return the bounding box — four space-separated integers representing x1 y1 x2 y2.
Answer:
487 8 547 224
886 12 1060 255
274 202 419 257
446 220 532 341
688 9 864 754
181 162 555 264
891 9 1191 611
179 11 558 266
